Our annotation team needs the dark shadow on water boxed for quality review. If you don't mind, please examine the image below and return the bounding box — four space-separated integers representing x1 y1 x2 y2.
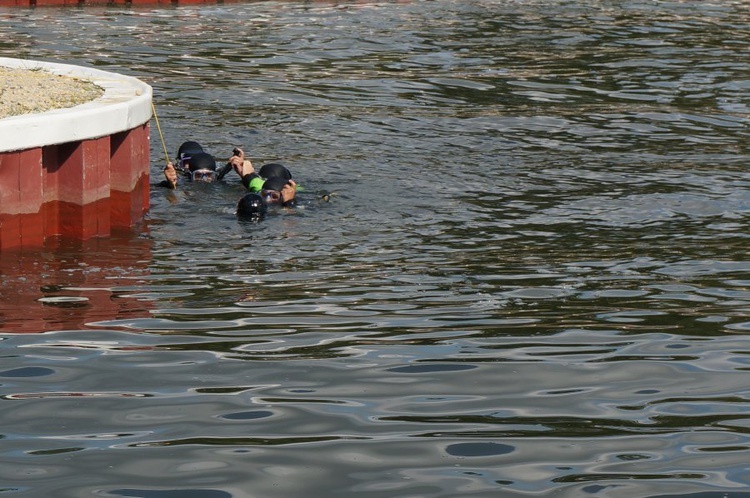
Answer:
649 494 750 498
445 442 515 457
109 490 232 498
388 363 478 373
0 367 55 377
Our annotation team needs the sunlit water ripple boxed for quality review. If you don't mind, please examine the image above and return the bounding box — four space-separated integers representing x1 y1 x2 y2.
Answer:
2 0 750 496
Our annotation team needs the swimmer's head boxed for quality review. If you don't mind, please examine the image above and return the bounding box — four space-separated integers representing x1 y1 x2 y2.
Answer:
176 141 204 169
260 176 291 204
177 141 203 157
176 142 205 173
259 163 292 181
236 193 268 221
187 152 217 182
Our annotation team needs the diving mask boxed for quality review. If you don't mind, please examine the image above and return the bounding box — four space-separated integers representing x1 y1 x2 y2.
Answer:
192 169 216 182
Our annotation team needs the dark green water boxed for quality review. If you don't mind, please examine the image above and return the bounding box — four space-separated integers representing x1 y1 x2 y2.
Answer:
2 1 750 496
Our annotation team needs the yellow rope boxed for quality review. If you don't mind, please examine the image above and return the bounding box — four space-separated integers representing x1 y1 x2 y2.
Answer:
151 102 170 165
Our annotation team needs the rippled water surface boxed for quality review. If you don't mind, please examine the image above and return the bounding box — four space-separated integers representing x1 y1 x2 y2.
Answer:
3 0 750 496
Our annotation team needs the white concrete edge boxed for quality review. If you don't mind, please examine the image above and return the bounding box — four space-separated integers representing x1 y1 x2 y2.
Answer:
0 57 152 153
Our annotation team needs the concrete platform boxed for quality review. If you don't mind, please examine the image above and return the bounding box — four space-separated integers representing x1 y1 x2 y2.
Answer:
0 58 152 249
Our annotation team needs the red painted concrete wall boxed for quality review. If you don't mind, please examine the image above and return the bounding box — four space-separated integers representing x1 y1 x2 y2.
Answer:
0 123 150 250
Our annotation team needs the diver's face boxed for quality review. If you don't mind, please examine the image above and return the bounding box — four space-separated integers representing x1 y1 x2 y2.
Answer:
191 169 216 183
262 189 282 204
262 180 296 204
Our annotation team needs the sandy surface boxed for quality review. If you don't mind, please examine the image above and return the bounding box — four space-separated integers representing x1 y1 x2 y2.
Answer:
0 67 104 119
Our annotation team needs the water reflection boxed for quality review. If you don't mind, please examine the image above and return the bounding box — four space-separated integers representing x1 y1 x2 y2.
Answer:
0 235 153 333
2 0 750 496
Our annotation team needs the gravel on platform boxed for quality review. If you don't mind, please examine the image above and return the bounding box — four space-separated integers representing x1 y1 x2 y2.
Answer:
0 67 104 119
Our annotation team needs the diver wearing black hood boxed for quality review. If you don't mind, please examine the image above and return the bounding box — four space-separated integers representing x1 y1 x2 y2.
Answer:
159 141 233 188
259 175 298 207
226 147 298 207
236 192 268 221
158 143 303 216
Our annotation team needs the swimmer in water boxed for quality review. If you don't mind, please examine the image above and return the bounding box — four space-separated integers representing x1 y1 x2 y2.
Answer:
161 141 232 188
236 192 268 221
259 175 298 207
227 147 298 206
